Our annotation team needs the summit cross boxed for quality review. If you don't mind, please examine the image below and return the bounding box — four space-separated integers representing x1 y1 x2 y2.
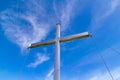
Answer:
28 23 90 80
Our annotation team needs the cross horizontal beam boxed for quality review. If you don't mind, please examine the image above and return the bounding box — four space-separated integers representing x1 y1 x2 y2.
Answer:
28 32 90 48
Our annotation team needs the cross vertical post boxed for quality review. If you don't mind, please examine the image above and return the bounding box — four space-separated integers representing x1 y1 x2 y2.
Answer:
54 23 60 80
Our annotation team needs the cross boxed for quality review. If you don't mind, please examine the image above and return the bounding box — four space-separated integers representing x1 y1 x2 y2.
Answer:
28 23 90 80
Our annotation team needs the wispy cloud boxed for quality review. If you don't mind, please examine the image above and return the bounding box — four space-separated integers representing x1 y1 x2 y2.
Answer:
72 41 120 73
88 67 120 80
90 0 120 31
1 13 49 49
28 53 49 68
61 67 120 80
53 0 77 31
0 0 78 51
99 0 120 20
45 69 54 80
0 0 53 51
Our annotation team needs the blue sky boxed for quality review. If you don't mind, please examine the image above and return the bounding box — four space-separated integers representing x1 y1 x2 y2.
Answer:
0 0 120 80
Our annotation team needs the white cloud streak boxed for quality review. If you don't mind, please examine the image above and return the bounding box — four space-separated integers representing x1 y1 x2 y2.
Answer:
28 53 49 68
1 13 48 49
88 67 120 80
53 0 77 31
61 67 120 80
90 0 120 31
45 69 54 80
0 0 52 51
100 0 120 20
0 0 78 51
60 0 76 30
